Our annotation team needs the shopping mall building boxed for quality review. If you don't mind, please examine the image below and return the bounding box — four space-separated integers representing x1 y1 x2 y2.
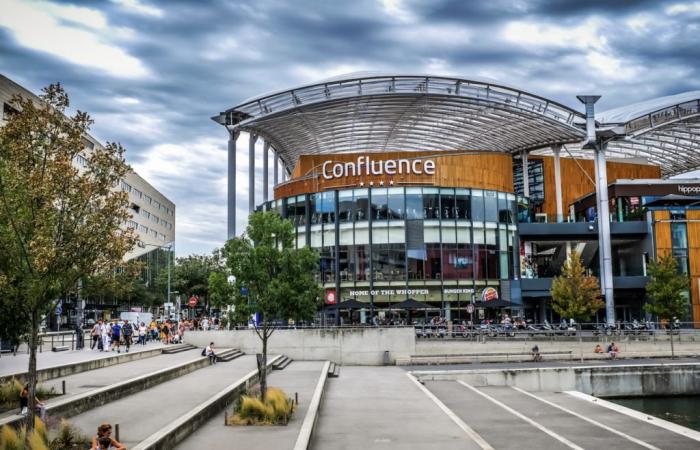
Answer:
214 73 700 325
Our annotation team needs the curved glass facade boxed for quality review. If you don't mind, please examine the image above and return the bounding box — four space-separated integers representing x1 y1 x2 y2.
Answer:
260 186 518 317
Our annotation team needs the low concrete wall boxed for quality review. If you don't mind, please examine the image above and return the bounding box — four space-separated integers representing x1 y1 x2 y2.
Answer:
415 338 700 360
0 348 163 384
185 328 415 365
413 363 700 397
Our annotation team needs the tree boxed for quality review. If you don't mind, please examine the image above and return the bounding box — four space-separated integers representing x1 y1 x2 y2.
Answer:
0 84 134 429
157 252 220 310
645 254 690 358
551 251 604 361
222 211 320 400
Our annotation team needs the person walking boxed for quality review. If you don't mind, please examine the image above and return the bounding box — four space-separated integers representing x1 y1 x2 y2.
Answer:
101 319 110 352
110 320 122 353
138 322 147 346
91 321 101 350
122 320 132 353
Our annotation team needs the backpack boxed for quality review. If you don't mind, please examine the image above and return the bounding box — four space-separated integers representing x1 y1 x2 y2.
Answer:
201 348 206 356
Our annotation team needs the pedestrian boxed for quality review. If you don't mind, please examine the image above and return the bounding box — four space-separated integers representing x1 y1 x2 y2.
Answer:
607 342 619 359
91 321 101 350
202 317 209 331
101 319 110 352
75 322 85 350
161 321 170 344
205 342 217 364
122 320 132 353
149 320 158 341
138 322 147 346
90 423 125 450
20 383 46 421
110 320 122 353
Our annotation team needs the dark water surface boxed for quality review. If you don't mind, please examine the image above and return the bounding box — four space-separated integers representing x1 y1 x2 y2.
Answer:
610 396 700 431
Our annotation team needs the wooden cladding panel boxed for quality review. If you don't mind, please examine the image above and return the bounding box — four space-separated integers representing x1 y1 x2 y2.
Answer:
535 156 661 219
654 210 672 258
685 210 700 324
277 152 514 199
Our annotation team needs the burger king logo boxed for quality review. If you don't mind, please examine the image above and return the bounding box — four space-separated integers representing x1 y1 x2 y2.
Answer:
481 287 499 302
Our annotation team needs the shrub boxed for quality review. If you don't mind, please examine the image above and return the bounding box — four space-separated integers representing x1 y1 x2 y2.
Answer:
229 387 294 425
0 418 88 450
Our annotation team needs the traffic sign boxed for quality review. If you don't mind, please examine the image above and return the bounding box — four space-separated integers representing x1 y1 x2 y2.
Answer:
466 303 475 314
188 296 198 308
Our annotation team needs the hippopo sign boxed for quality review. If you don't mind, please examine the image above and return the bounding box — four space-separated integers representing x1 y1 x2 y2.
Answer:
322 155 436 180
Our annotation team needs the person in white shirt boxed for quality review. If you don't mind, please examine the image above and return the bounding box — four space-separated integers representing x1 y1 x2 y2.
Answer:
101 321 110 352
138 322 147 345
205 342 217 364
202 317 209 331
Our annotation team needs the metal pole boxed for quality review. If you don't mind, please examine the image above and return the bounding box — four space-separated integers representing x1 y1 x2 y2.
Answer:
577 95 615 325
167 245 171 320
227 130 239 239
249 133 258 213
552 144 564 223
274 152 279 186
263 141 270 203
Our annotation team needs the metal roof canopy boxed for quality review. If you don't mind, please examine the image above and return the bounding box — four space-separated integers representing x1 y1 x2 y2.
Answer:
214 73 700 177
213 74 586 170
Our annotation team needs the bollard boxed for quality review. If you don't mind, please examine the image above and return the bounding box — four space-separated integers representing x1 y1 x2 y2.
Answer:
224 411 228 426
295 392 298 405
115 424 120 442
62 380 66 395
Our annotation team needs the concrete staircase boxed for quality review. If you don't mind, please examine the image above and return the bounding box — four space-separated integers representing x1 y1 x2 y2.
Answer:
327 361 341 378
272 355 293 370
162 343 197 354
217 349 244 362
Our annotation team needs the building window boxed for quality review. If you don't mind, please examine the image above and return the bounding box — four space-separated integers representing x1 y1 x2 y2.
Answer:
120 180 132 193
75 154 88 167
138 224 148 233
144 195 152 204
133 188 142 199
126 220 137 229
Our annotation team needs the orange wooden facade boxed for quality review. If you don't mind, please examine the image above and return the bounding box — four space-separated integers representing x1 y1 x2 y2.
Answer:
686 210 700 324
531 155 662 219
275 151 514 199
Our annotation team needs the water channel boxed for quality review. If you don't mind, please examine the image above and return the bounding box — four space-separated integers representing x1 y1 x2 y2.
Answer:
611 396 700 432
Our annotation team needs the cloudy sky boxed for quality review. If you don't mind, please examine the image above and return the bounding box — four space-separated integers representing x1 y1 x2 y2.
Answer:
1 0 699 256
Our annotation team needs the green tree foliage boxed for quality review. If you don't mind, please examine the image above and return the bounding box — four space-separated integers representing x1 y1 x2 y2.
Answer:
644 254 690 320
156 252 221 305
551 251 604 322
222 211 320 400
0 84 134 429
645 254 690 358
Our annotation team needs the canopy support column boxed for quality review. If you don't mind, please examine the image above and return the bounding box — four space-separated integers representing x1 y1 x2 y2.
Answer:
249 133 258 213
263 140 270 203
578 94 615 325
274 151 279 186
227 129 239 239
552 144 564 223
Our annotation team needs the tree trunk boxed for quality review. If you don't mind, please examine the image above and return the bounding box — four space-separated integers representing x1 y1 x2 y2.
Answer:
260 335 268 402
670 327 675 359
27 309 39 430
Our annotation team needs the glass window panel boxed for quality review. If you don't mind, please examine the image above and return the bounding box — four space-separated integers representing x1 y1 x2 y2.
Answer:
499 228 507 251
310 225 322 247
406 187 423 219
355 223 370 245
423 187 440 220
323 228 335 247
471 189 484 221
440 188 456 220
373 221 389 244
456 224 471 243
355 245 370 281
388 187 405 220
485 229 497 245
371 188 388 220
472 224 485 244
388 222 405 244
441 222 456 244
424 222 441 243
425 244 442 280
500 252 509 279
671 223 688 249
484 190 498 222
339 223 354 245
407 248 426 280
455 189 470 220
354 189 369 222
338 190 354 223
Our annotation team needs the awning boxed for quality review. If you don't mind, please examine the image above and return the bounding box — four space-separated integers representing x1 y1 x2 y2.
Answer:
389 298 435 310
479 299 514 308
644 194 700 208
323 299 368 310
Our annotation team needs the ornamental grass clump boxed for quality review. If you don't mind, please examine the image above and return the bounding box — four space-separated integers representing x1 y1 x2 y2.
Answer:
228 387 294 425
0 380 58 411
0 418 88 450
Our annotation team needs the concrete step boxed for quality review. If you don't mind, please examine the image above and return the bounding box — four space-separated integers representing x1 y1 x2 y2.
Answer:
161 343 196 354
217 349 244 362
327 361 340 378
272 355 293 370
52 345 70 352
0 349 214 429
